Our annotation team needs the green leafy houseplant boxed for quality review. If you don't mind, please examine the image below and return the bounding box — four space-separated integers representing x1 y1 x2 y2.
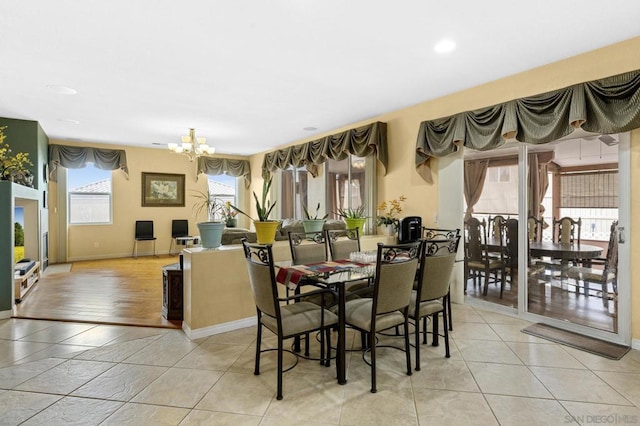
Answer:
336 205 368 235
335 205 367 219
303 202 328 220
231 177 276 222
191 190 224 222
0 125 34 186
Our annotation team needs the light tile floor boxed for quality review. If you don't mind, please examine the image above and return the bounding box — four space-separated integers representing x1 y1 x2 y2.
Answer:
1 305 640 425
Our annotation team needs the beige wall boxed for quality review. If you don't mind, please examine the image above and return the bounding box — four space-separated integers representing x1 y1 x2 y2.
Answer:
48 140 247 262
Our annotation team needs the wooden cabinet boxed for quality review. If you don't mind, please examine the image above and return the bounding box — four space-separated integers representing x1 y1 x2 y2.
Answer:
162 263 183 320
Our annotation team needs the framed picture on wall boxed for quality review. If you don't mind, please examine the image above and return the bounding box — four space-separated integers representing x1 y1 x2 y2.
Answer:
141 172 185 207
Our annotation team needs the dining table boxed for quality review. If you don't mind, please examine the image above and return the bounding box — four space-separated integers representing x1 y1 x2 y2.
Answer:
528 241 603 263
274 258 375 385
483 237 603 263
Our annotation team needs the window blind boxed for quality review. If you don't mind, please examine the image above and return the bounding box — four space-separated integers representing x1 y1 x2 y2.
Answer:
560 171 618 208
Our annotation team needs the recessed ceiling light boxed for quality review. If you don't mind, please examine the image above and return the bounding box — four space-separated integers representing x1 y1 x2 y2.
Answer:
57 118 80 125
303 126 317 131
45 85 77 95
434 39 456 54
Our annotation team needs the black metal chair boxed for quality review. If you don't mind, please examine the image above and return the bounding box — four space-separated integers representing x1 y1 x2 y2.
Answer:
325 228 371 296
410 236 460 370
169 219 189 255
344 241 421 393
325 227 360 261
241 239 337 400
288 231 327 265
132 220 158 258
422 227 461 331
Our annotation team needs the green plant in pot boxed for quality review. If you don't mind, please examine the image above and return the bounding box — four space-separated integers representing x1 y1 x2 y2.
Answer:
231 178 279 244
302 202 328 234
192 190 225 249
336 205 368 235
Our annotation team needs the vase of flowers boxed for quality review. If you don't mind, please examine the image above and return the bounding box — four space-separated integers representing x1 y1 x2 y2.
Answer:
376 195 407 236
221 202 238 227
0 126 34 187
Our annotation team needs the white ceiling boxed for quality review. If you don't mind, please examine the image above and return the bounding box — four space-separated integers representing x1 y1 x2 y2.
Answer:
1 1 639 156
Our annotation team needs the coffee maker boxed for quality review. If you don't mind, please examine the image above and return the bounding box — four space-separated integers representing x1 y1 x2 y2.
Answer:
397 216 422 244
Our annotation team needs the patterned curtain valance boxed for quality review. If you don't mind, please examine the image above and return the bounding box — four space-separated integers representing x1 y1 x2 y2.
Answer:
48 144 129 182
197 157 252 188
262 121 388 179
415 69 640 183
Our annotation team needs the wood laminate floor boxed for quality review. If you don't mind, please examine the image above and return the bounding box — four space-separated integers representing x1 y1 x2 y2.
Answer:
465 273 617 333
13 255 181 328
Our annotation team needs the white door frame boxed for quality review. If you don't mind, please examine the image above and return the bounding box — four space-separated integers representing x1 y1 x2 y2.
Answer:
439 134 631 345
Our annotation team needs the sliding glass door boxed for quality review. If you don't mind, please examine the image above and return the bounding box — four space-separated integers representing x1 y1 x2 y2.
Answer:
460 134 629 344
518 134 630 344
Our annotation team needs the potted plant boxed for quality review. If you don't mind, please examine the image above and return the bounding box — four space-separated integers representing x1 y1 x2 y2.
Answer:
302 202 328 233
336 205 368 235
192 189 225 249
221 201 238 228
231 177 279 244
376 195 407 236
0 125 34 187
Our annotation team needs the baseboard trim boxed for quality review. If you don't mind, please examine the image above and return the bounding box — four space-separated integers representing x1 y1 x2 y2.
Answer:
0 309 13 320
632 338 640 351
182 316 256 340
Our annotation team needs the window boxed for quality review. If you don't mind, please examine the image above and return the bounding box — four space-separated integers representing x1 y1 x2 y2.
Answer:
207 174 237 206
472 164 518 216
68 165 112 224
559 170 618 241
276 154 376 232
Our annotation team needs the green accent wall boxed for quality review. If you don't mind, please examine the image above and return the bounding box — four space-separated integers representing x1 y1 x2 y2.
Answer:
0 117 48 312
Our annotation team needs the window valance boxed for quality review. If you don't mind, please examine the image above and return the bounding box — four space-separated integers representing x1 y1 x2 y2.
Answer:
49 144 129 182
262 121 388 179
416 69 640 183
197 157 252 188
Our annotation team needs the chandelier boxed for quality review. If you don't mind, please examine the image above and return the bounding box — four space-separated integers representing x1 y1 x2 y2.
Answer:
167 128 215 161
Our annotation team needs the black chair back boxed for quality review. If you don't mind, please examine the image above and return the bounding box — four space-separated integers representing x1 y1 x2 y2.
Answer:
171 220 189 238
135 220 155 240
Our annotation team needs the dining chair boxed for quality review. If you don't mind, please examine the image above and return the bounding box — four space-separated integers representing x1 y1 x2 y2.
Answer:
527 216 545 243
241 239 338 400
487 215 507 241
169 219 189 255
421 227 461 331
344 241 421 393
288 230 327 264
325 227 371 295
553 216 582 245
502 218 518 290
410 236 460 371
326 227 360 260
287 230 336 310
567 220 619 307
132 220 158 259
464 217 506 297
